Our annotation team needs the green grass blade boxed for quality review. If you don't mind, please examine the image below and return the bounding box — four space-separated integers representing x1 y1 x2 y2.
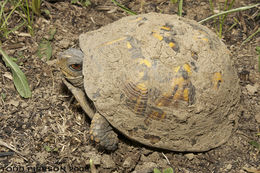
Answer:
218 0 236 37
2 20 26 38
111 0 137 15
2 0 21 27
256 46 260 72
241 28 260 46
0 0 8 22
90 159 97 173
0 47 32 98
178 0 183 16
199 4 259 24
32 0 41 16
170 0 178 3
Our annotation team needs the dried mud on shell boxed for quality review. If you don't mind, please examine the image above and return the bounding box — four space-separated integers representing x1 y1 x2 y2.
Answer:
0 0 259 172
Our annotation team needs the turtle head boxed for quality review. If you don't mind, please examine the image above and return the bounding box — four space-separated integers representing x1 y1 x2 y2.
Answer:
57 48 84 87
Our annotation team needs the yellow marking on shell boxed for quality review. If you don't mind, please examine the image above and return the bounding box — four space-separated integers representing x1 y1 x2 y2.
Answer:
213 72 223 89
160 26 171 31
173 89 182 100
174 64 191 75
173 77 185 86
172 77 185 100
103 37 127 46
183 88 189 101
168 42 175 48
193 35 209 43
137 83 147 91
201 37 209 42
152 32 163 41
130 17 143 23
126 42 132 49
183 63 192 75
198 30 209 42
139 59 152 68
135 96 144 113
138 71 145 79
134 83 148 113
174 66 181 73
164 32 171 37
156 100 164 107
156 92 172 107
151 111 166 119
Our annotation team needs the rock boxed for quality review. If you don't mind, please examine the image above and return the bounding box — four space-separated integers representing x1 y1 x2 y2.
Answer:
87 151 101 165
3 72 13 80
101 154 115 168
255 113 260 123
133 162 157 173
140 154 148 162
59 39 71 49
123 157 132 168
185 153 195 160
7 100 20 107
246 84 258 95
148 152 160 162
141 148 153 155
21 102 28 108
46 59 57 66
226 163 232 170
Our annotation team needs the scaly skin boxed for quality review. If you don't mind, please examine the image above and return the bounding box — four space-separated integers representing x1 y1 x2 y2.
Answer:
57 48 118 150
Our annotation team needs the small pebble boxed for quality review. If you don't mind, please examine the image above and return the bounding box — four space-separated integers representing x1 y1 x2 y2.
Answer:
226 163 232 170
185 153 195 160
123 157 132 168
255 113 260 123
149 152 160 162
87 151 101 165
8 100 20 107
59 39 71 49
246 84 258 95
101 154 115 168
134 162 157 173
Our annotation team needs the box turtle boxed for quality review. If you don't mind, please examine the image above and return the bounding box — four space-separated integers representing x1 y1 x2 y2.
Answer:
57 13 240 152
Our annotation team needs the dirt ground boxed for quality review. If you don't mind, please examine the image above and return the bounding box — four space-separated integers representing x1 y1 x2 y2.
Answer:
0 0 259 172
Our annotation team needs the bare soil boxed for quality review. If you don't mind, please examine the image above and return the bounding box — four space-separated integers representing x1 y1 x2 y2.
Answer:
0 0 259 172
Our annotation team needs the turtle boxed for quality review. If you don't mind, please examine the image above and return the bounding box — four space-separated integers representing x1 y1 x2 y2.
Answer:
57 13 240 152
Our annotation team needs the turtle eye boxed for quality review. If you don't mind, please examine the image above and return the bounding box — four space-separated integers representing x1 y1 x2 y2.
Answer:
69 64 82 71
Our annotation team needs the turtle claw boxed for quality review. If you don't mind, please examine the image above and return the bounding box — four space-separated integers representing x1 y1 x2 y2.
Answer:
90 113 118 151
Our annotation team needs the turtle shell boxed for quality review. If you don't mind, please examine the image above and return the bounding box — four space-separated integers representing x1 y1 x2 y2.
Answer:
79 13 240 152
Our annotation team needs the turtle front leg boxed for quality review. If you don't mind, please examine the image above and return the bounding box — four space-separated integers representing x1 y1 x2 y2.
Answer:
62 78 95 119
90 113 118 151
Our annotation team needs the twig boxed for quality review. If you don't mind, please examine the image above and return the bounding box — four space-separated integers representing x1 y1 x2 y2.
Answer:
0 139 28 161
162 152 171 165
0 151 14 157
